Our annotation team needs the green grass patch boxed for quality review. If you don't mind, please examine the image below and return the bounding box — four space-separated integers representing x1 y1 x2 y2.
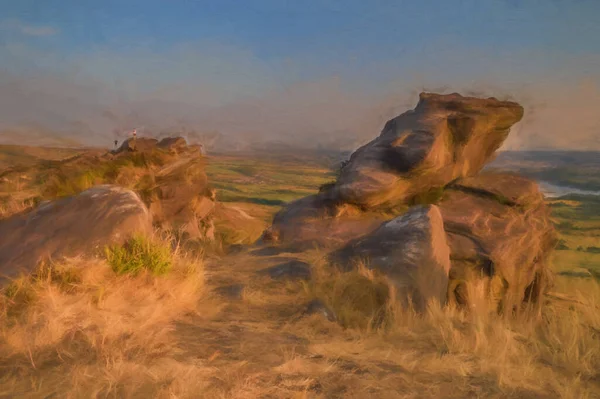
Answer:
105 235 173 276
38 150 173 200
408 186 445 206
205 155 333 208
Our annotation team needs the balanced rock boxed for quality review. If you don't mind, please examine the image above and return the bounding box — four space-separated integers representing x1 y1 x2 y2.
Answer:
262 92 524 247
260 92 554 313
332 93 524 209
330 205 451 311
0 185 152 283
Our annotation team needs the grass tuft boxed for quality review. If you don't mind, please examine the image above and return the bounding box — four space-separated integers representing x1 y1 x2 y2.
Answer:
408 185 445 206
306 259 399 331
105 235 173 276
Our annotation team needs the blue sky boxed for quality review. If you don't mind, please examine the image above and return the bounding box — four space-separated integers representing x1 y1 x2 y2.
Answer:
0 0 599 149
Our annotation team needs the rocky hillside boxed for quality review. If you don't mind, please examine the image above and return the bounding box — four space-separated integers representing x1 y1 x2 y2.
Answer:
262 92 556 313
0 137 216 281
0 94 597 399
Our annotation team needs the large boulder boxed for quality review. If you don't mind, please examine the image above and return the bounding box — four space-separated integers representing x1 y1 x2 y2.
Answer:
0 185 152 284
259 92 555 313
261 92 524 247
439 173 556 312
332 93 524 209
330 205 451 312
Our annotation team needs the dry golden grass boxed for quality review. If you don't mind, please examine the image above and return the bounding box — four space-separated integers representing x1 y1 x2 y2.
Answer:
0 173 37 219
0 252 205 398
0 245 599 398
0 197 33 219
3 144 598 397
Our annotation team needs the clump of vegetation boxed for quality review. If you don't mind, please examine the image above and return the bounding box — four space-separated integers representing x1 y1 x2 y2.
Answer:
0 195 43 219
39 150 172 201
0 255 204 397
105 235 173 276
41 169 103 199
306 260 398 330
577 245 600 253
1 261 84 319
408 186 445 206
134 174 157 206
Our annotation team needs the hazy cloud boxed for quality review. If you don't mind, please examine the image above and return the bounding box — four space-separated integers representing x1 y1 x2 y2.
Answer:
0 39 598 151
1 19 58 37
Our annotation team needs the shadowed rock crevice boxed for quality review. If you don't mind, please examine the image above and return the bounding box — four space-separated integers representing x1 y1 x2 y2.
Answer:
446 184 517 207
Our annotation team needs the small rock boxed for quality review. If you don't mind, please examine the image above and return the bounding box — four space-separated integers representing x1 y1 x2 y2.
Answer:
214 284 245 299
305 299 337 322
259 260 312 280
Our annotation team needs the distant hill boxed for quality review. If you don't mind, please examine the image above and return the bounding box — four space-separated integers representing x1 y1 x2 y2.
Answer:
488 151 600 191
3 140 600 192
0 145 86 172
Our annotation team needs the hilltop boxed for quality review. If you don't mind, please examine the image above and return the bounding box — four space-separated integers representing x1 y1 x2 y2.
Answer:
0 93 599 398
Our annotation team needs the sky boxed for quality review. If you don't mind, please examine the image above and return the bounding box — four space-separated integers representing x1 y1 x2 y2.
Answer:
0 0 599 150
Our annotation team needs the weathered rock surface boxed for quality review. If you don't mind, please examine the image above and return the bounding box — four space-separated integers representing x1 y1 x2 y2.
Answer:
259 260 312 281
261 194 386 248
111 137 215 239
262 93 524 248
260 92 553 313
115 137 159 154
149 154 214 237
439 173 555 311
0 185 152 283
214 284 245 299
331 205 451 311
332 93 524 209
157 137 188 153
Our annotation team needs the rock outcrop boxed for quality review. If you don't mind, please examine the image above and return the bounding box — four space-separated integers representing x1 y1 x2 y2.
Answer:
0 185 152 283
261 92 554 312
149 154 214 237
1 136 216 241
331 205 451 311
157 137 189 153
104 136 214 239
333 93 523 209
115 137 159 154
